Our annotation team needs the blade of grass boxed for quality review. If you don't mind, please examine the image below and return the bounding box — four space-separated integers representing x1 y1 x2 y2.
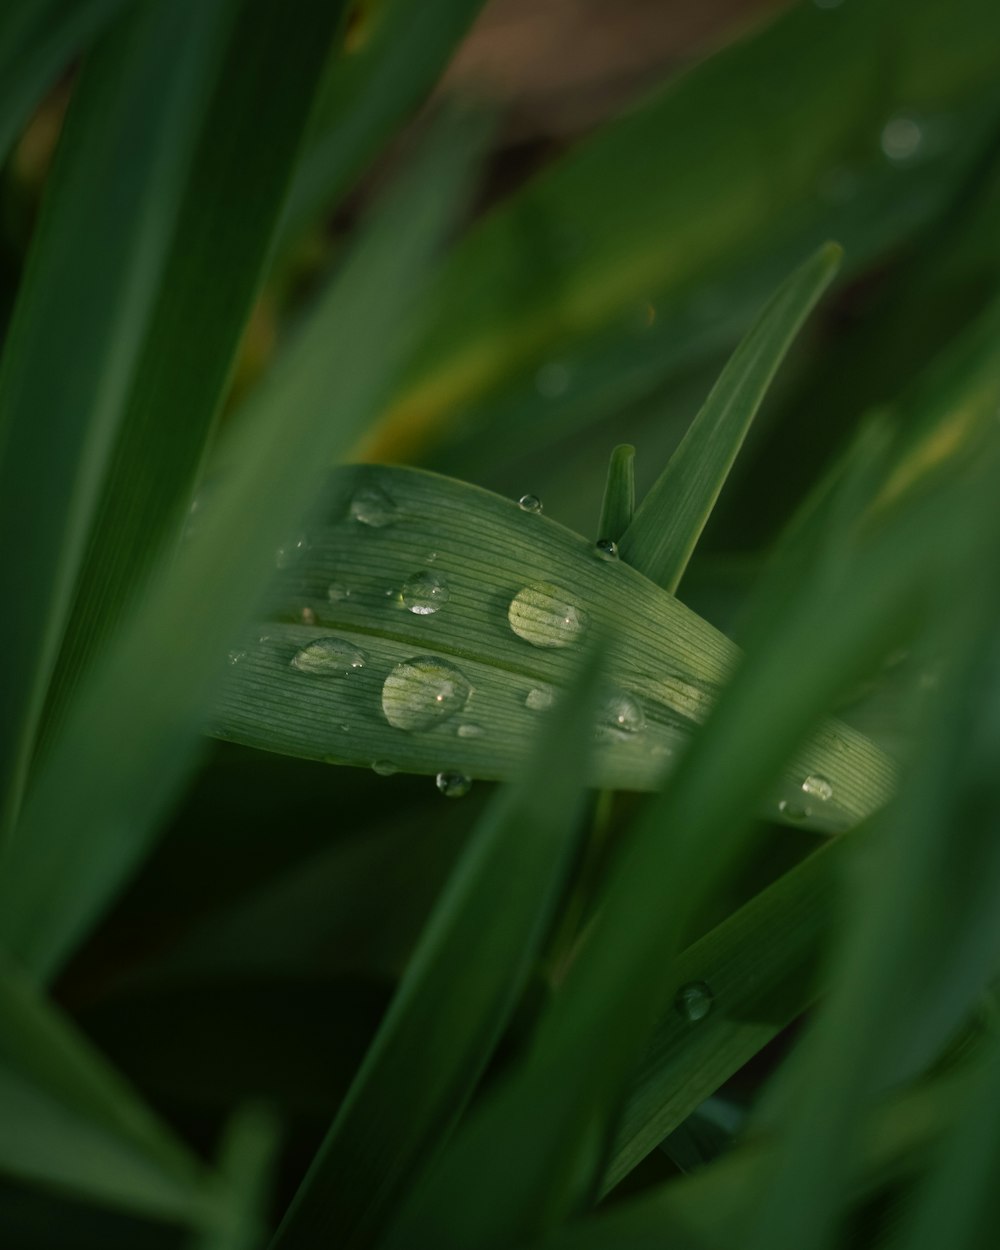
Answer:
0 0 236 844
0 114 479 982
270 646 606 1250
191 1105 281 1250
39 0 352 745
597 444 635 544
618 244 840 592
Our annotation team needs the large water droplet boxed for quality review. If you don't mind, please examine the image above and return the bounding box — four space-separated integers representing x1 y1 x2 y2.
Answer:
675 981 714 1022
525 686 555 711
402 571 450 615
381 657 472 731
597 690 645 738
456 722 485 739
436 771 471 798
595 538 619 561
508 584 587 649
291 637 367 676
881 114 923 163
801 774 833 802
349 483 397 528
779 799 810 822
276 533 309 568
518 494 543 514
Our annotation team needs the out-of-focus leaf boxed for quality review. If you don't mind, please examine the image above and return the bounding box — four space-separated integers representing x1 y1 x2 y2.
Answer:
191 1105 281 1250
597 444 635 544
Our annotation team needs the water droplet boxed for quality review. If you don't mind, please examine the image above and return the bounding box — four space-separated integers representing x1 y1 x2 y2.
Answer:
801 774 833 802
299 606 317 626
881 114 923 164
291 637 367 676
597 690 645 738
372 760 397 776
276 533 309 568
535 361 571 398
349 483 397 528
402 571 450 615
779 799 810 822
675 981 714 1022
595 538 619 561
436 771 471 798
518 494 543 514
426 551 439 563
327 581 353 603
525 686 555 711
381 657 472 731
456 722 485 739
508 584 587 649
228 649 246 665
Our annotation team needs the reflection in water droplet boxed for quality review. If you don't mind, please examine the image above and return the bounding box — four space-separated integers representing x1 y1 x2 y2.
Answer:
881 114 923 163
595 538 619 561
381 657 472 731
597 690 645 738
228 649 246 665
525 686 555 711
300 607 317 626
349 483 397 527
675 981 714 1022
802 774 834 802
402 571 450 615
328 582 352 603
779 799 810 822
535 361 571 398
276 534 309 568
291 637 367 676
518 494 543 514
457 723 485 739
436 771 471 798
372 760 397 776
508 584 587 649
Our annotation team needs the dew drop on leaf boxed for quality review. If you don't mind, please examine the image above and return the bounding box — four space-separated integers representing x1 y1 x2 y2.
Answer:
801 774 834 802
227 649 246 665
508 584 587 649
372 760 398 776
675 981 714 1022
381 657 472 731
525 686 555 711
436 771 471 798
349 483 397 527
290 637 367 676
327 581 352 603
596 689 645 738
518 494 543 514
456 722 485 739
779 799 810 821
402 570 450 615
276 533 309 568
595 538 619 561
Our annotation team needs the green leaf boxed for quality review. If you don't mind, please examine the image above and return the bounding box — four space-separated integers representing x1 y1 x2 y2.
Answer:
0 0 237 842
40 0 352 744
0 114 478 982
597 444 635 544
208 462 894 827
618 244 841 592
0 951 212 1224
270 647 606 1250
191 1105 281 1250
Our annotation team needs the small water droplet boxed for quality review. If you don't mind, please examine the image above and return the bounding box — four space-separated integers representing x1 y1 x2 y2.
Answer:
402 570 450 615
276 533 309 568
597 690 645 738
381 657 472 731
518 494 543 514
299 606 317 626
508 584 587 649
535 361 571 398
525 686 555 711
436 771 471 798
372 760 397 776
349 483 397 528
675 981 714 1022
595 538 619 561
291 637 367 676
779 799 810 822
426 551 439 563
228 649 246 665
802 774 833 802
881 114 923 164
456 722 485 739
328 582 352 603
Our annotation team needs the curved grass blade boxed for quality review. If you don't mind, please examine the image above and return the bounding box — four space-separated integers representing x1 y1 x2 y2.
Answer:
597 444 635 544
191 1105 281 1250
270 647 605 1250
618 244 840 592
39 0 352 745
210 463 895 830
0 116 478 983
0 0 236 843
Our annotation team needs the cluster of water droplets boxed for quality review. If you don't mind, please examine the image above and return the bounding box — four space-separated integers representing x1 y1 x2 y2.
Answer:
778 773 835 822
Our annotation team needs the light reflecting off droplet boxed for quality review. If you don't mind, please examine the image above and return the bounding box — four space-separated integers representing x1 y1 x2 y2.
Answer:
227 649 246 665
381 657 472 731
881 114 923 163
802 774 834 802
327 582 352 603
349 483 397 527
525 686 555 711
436 771 471 798
595 538 619 561
535 361 571 398
457 723 485 739
299 607 317 626
402 571 450 615
779 799 810 822
508 584 587 649
276 533 309 568
518 494 543 514
291 637 367 676
675 981 714 1022
372 760 397 776
597 690 645 738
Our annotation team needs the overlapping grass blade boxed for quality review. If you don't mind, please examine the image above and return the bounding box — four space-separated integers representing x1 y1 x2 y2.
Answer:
270 648 605 1250
40 0 351 742
0 0 236 841
0 0 131 162
191 1105 280 1250
618 244 840 592
596 444 635 543
0 951 212 1224
0 115 477 982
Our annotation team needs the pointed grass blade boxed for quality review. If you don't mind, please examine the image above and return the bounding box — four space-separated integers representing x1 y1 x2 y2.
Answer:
597 444 635 544
191 1105 281 1250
